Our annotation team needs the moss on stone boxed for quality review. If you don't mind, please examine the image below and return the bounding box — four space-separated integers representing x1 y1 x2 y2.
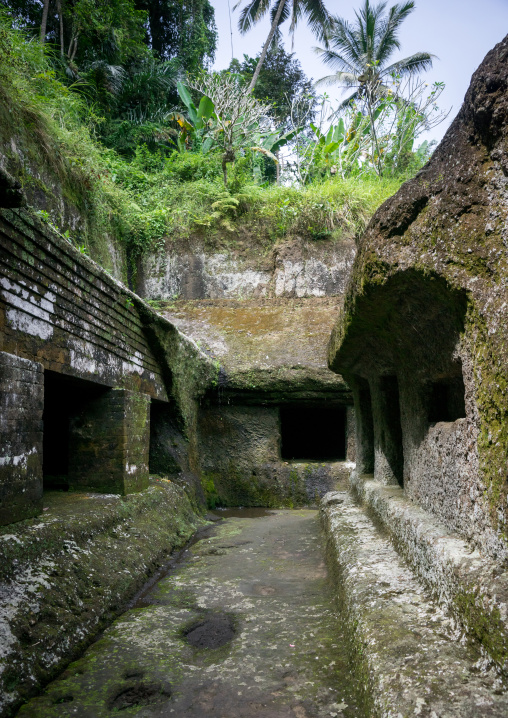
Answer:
453 585 508 670
200 463 348 510
0 480 205 716
327 50 508 549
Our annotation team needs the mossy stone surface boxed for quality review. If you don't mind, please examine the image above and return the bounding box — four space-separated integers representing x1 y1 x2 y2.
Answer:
0 480 204 717
16 510 361 718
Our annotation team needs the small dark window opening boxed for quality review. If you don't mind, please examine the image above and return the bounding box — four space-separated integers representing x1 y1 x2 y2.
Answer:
380 375 404 488
280 405 346 461
428 373 466 423
43 371 107 490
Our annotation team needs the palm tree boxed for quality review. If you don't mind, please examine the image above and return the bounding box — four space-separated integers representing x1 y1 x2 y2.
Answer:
315 0 434 173
316 1 434 103
234 0 332 92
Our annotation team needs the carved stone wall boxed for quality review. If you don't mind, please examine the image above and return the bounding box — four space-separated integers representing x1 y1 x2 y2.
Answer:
328 35 508 561
0 209 167 399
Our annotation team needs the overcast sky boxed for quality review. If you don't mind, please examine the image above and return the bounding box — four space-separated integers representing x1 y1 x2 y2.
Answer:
210 0 508 143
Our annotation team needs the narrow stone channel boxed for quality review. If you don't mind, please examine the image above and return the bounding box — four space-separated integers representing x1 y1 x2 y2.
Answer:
17 510 360 718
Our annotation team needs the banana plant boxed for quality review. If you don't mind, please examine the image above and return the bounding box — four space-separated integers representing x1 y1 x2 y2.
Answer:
308 111 374 178
310 118 346 165
250 127 300 163
170 81 217 152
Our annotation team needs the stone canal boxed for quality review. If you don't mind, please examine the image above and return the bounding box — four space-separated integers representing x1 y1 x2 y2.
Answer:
17 510 360 717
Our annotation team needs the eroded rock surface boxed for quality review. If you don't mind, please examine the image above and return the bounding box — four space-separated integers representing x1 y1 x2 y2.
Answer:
138 236 356 301
328 34 508 562
0 482 202 716
157 298 353 507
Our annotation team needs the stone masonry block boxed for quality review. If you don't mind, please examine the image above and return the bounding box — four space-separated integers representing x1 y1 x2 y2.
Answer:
0 351 43 525
68 388 150 494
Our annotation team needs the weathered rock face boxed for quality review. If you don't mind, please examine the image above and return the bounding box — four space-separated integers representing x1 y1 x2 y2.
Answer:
135 198 359 507
138 235 355 300
158 298 354 506
0 129 128 279
328 35 508 561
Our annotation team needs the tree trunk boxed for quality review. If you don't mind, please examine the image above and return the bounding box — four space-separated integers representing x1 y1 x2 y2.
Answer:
56 0 64 56
68 30 79 62
222 155 228 187
247 0 286 93
40 0 50 43
366 87 383 176
222 147 236 187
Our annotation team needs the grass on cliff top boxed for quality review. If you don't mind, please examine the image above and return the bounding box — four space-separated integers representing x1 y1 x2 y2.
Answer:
0 14 401 263
107 149 401 254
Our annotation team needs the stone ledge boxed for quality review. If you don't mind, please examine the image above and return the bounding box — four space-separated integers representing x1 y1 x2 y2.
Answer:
320 491 508 717
0 480 204 717
350 472 508 677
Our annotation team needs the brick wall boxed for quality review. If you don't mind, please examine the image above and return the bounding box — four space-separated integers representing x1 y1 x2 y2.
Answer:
0 209 167 399
0 352 43 524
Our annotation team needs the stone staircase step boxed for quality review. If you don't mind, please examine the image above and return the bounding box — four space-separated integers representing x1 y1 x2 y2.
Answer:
321 491 508 718
349 472 508 677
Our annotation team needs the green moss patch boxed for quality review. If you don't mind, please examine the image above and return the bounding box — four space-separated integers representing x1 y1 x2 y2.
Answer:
0 479 205 716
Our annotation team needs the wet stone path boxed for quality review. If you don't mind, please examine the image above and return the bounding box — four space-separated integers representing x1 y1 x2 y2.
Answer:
18 509 360 718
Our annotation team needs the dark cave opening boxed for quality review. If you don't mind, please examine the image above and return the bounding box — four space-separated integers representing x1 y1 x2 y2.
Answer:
280 405 347 461
43 371 107 490
379 375 404 488
356 377 375 474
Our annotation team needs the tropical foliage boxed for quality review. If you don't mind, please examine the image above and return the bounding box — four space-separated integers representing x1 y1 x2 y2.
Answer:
315 0 434 104
229 47 316 130
0 0 448 270
285 78 446 182
314 0 438 175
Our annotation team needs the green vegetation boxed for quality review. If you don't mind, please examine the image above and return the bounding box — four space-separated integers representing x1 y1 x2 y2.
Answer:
314 0 444 176
229 47 316 130
101 149 401 247
0 14 131 261
0 0 441 272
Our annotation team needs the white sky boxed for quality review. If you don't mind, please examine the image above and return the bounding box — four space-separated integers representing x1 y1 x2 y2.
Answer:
210 0 508 143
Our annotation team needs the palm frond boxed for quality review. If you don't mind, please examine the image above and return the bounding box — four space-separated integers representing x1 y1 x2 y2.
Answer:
236 0 272 33
327 17 364 67
85 62 126 96
384 52 435 78
314 46 359 74
375 1 415 62
334 88 363 111
318 0 434 102
357 0 387 61
314 71 359 88
269 0 290 31
296 0 333 43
